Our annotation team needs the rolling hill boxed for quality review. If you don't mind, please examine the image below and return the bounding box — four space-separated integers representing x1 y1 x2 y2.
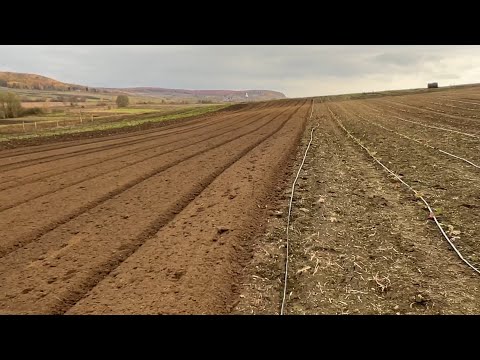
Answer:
111 87 286 102
0 72 86 91
0 71 287 102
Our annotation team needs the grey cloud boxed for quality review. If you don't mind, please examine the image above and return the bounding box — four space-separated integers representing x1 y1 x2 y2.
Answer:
372 52 430 67
1 45 480 97
435 73 461 80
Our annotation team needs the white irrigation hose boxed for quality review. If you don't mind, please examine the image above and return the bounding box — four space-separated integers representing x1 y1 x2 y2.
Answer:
327 107 480 276
447 99 480 107
432 101 478 112
390 114 480 139
363 103 480 139
352 112 480 170
437 149 480 170
280 101 316 315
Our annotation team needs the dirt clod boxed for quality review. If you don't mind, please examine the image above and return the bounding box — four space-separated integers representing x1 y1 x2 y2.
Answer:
216 226 230 234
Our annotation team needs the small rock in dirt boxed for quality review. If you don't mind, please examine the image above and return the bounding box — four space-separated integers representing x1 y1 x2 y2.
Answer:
122 215 129 219
273 210 283 217
299 208 310 213
288 304 302 313
317 197 325 204
452 230 461 236
394 305 399 310
37 255 46 260
328 216 338 223
414 294 429 304
216 226 229 234
173 270 185 280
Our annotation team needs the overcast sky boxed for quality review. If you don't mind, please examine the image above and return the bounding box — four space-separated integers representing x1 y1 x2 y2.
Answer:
1 45 480 97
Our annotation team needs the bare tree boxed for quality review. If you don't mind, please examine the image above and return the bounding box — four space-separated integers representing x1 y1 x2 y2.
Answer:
0 92 22 118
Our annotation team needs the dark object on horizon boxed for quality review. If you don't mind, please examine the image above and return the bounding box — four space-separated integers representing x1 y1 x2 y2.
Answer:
428 82 438 88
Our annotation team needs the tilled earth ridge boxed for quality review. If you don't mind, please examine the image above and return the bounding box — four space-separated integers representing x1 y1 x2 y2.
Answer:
234 100 480 315
0 99 309 314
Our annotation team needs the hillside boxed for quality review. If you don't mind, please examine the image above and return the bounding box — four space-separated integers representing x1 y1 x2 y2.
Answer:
113 87 286 102
0 71 287 101
0 72 86 91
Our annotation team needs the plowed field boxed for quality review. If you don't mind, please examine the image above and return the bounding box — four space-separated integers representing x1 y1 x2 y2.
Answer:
4 87 480 315
0 99 309 314
235 89 480 315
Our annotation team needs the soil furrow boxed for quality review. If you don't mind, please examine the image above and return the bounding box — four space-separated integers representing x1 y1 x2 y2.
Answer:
67 101 309 314
0 109 277 210
0 105 295 258
0 107 259 171
0 104 254 159
0 101 307 314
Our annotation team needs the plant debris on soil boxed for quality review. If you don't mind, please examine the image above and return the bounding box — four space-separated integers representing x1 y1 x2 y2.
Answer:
234 89 480 315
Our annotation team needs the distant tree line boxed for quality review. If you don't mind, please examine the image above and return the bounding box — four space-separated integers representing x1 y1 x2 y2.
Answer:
0 81 98 92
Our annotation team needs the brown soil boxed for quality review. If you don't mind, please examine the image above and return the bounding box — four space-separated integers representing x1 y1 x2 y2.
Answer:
0 99 309 314
0 104 252 150
234 97 480 315
4 87 480 315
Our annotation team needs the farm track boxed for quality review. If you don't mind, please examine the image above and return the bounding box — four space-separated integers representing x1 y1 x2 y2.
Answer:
0 99 309 314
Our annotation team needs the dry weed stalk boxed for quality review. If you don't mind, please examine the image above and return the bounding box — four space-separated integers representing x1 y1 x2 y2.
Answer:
372 273 391 292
